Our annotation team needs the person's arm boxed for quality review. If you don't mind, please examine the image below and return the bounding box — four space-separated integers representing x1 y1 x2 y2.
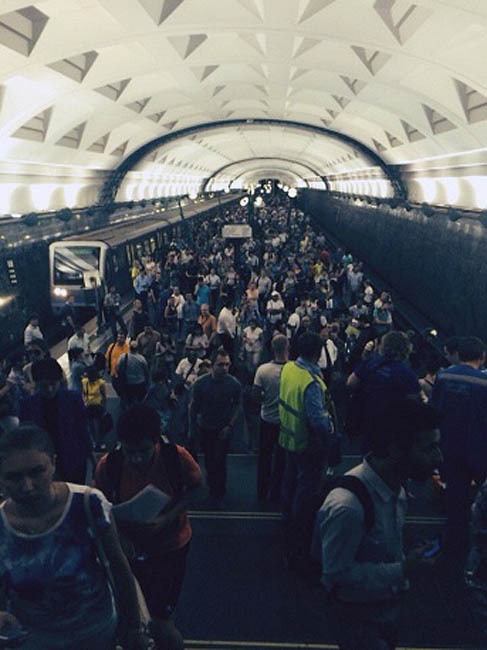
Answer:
144 450 203 531
66 312 75 329
346 372 360 390
252 369 264 403
142 357 150 385
73 392 93 457
318 492 426 599
303 381 331 442
220 383 242 438
99 516 150 649
188 380 201 438
0 604 23 636
100 381 107 409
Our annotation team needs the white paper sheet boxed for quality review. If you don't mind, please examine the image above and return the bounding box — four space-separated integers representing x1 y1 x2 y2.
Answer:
112 484 172 523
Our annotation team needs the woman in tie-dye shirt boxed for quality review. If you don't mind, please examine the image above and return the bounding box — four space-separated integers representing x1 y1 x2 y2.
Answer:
0 424 150 650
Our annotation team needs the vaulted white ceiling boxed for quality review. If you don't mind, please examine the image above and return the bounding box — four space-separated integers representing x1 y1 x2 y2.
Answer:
0 0 486 209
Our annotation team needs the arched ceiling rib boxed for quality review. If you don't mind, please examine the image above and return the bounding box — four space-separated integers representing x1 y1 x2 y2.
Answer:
0 0 486 211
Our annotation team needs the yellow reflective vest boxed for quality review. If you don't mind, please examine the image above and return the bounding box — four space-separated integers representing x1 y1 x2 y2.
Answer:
278 361 328 453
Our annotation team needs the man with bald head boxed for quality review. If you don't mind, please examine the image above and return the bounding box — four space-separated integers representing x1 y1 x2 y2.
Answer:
253 334 289 502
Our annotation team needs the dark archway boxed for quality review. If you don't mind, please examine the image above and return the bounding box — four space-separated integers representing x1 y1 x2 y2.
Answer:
99 118 407 206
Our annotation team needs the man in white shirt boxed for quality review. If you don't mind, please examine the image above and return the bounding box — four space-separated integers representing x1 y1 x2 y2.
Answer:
318 327 338 384
217 298 237 359
315 400 443 650
266 292 285 325
175 348 203 392
67 325 91 357
253 334 288 502
23 315 44 347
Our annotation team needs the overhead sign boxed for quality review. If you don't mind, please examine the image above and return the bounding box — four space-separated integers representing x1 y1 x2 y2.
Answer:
222 224 252 239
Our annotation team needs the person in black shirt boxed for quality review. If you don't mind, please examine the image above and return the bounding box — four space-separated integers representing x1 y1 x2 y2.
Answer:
189 348 242 500
19 358 92 483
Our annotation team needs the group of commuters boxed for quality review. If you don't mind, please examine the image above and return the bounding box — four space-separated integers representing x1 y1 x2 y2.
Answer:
0 192 484 649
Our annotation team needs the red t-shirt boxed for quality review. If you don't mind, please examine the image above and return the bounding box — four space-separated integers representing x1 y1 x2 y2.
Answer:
95 443 202 554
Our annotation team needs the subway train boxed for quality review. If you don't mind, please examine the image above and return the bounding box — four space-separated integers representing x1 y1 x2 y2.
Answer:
0 195 238 353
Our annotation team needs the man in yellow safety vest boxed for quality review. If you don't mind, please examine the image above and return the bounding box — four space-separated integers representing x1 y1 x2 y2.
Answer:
279 331 333 568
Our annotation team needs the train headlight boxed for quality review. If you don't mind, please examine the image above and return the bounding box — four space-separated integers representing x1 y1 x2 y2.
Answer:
53 287 68 297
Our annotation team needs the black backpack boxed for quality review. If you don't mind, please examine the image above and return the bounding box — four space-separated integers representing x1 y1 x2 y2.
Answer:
308 474 375 570
319 474 375 532
104 436 183 504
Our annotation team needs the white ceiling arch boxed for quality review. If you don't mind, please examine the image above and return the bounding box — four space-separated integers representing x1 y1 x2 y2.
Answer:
0 0 486 213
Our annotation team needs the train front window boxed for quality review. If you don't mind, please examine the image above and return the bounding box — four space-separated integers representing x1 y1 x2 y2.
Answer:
53 246 101 285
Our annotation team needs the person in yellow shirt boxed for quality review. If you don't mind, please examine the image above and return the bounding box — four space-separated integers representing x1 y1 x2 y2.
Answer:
81 366 107 450
105 332 129 396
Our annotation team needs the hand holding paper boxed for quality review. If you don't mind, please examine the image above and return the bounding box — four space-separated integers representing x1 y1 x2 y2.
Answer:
112 485 172 523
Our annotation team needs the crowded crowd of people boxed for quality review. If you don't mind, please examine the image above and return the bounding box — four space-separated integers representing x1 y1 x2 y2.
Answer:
0 192 485 649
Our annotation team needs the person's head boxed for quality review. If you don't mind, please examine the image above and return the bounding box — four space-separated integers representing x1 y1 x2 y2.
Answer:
29 314 39 326
26 342 46 362
211 347 231 379
186 347 197 362
143 324 153 335
69 346 84 364
193 323 203 336
248 318 257 330
86 365 99 382
116 332 126 346
271 334 289 361
129 340 138 353
67 295 75 305
32 358 63 398
297 331 323 365
424 356 443 378
369 400 443 482
200 303 209 317
173 286 180 296
8 351 25 371
271 291 279 301
379 330 411 361
319 322 330 338
117 404 160 470
301 315 311 330
0 424 56 507
458 336 486 366
198 359 212 376
109 285 116 294
133 298 142 311
185 293 193 302
75 324 85 337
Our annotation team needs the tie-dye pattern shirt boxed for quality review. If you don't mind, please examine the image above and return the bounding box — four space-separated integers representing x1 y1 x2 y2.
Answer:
0 484 115 639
